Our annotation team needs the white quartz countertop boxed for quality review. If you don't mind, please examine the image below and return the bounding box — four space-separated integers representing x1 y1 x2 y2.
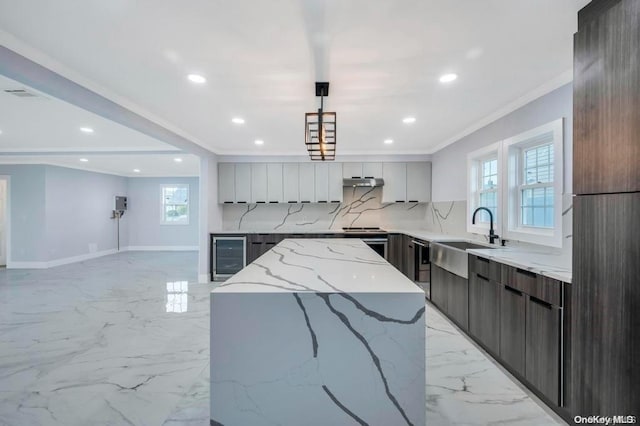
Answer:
210 228 572 283
213 238 424 294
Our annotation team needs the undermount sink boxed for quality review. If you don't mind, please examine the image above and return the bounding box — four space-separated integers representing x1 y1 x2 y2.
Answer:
436 241 496 251
430 240 496 279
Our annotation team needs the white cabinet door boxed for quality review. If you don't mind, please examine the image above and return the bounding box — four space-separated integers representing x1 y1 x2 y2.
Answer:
406 162 432 202
382 162 407 203
328 162 344 203
362 162 383 178
251 163 268 203
218 163 235 203
298 163 315 203
267 163 283 203
283 163 299 203
235 163 251 203
343 162 363 178
314 163 329 203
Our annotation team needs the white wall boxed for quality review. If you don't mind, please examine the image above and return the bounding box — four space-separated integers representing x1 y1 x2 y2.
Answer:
431 83 573 201
198 155 222 282
126 177 199 249
45 165 128 262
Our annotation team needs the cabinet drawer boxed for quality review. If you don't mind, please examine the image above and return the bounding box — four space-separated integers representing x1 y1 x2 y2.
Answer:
470 255 500 281
502 264 561 305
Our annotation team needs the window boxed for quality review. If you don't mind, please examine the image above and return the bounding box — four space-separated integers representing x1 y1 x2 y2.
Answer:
520 144 554 228
161 184 189 225
504 118 563 247
467 118 563 247
467 142 501 235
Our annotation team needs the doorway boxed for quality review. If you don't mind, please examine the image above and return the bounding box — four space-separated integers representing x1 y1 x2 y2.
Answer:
0 177 8 267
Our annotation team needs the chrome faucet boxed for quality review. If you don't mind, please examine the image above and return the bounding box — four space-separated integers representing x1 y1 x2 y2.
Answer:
472 207 499 244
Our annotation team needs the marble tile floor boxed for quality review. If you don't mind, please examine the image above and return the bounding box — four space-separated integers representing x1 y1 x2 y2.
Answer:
0 252 565 425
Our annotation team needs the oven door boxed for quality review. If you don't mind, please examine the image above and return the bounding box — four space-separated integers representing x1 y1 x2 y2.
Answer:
362 238 388 260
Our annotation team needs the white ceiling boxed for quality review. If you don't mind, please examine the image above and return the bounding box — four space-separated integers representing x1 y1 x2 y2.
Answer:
0 153 199 178
0 0 588 156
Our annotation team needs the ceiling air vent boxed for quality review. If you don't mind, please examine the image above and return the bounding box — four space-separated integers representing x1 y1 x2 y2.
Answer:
4 89 39 98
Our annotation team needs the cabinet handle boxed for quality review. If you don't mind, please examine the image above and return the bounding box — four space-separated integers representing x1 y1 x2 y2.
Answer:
411 240 427 247
364 176 374 179
269 201 279 203
351 176 361 179
223 201 233 204
476 273 489 282
395 200 405 203
477 257 489 263
330 200 340 203
287 200 297 203
516 268 536 278
237 201 247 204
408 200 419 203
318 200 327 203
256 201 266 203
530 295 553 309
301 201 311 203
504 285 523 296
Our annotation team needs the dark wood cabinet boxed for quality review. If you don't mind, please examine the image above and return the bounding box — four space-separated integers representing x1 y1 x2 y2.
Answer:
430 265 448 313
469 273 500 355
573 0 640 194
247 233 286 263
403 234 415 280
500 284 526 377
387 233 404 271
572 192 640 415
430 264 468 331
526 297 561 405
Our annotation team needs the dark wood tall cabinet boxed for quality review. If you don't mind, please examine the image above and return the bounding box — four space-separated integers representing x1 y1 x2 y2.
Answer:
572 0 640 416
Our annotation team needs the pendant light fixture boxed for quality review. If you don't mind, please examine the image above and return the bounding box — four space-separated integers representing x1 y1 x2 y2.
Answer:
305 82 336 161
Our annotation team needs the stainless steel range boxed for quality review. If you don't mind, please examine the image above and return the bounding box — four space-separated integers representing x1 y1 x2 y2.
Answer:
342 227 388 259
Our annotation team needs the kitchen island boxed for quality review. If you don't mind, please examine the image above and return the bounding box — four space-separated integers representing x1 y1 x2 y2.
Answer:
210 238 425 426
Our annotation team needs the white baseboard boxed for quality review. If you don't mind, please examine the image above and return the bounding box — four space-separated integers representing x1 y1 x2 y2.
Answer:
7 248 118 269
125 246 199 251
6 260 49 269
198 273 211 283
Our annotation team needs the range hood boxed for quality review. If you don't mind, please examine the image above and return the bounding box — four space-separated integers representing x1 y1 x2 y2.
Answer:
342 178 384 187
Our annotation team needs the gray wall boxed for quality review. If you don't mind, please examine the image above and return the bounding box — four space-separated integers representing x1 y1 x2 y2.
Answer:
0 164 47 262
126 177 199 248
45 165 128 261
431 83 573 201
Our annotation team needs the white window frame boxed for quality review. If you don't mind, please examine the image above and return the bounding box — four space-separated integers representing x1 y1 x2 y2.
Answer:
503 119 563 247
160 184 190 225
467 142 501 235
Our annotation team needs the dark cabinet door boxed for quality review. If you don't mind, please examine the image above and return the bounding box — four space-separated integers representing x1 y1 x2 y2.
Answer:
573 0 640 194
469 273 500 355
431 265 448 312
525 297 561 406
500 285 526 377
447 271 468 331
387 234 404 271
403 234 415 280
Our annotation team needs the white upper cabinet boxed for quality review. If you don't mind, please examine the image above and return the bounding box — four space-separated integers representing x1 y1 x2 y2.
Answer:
328 163 344 203
250 163 268 203
382 162 407 203
406 162 432 202
314 163 329 202
342 162 382 179
218 163 235 203
362 162 383 178
282 163 299 203
266 163 284 203
298 163 315 203
234 163 251 203
343 162 363 178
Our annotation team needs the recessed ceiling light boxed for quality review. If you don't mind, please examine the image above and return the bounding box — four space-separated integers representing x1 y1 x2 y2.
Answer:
231 117 245 125
79 158 89 162
187 74 206 84
80 127 94 133
439 73 458 83
384 139 394 145
402 117 416 124
254 139 264 145
133 169 141 173
174 158 183 163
